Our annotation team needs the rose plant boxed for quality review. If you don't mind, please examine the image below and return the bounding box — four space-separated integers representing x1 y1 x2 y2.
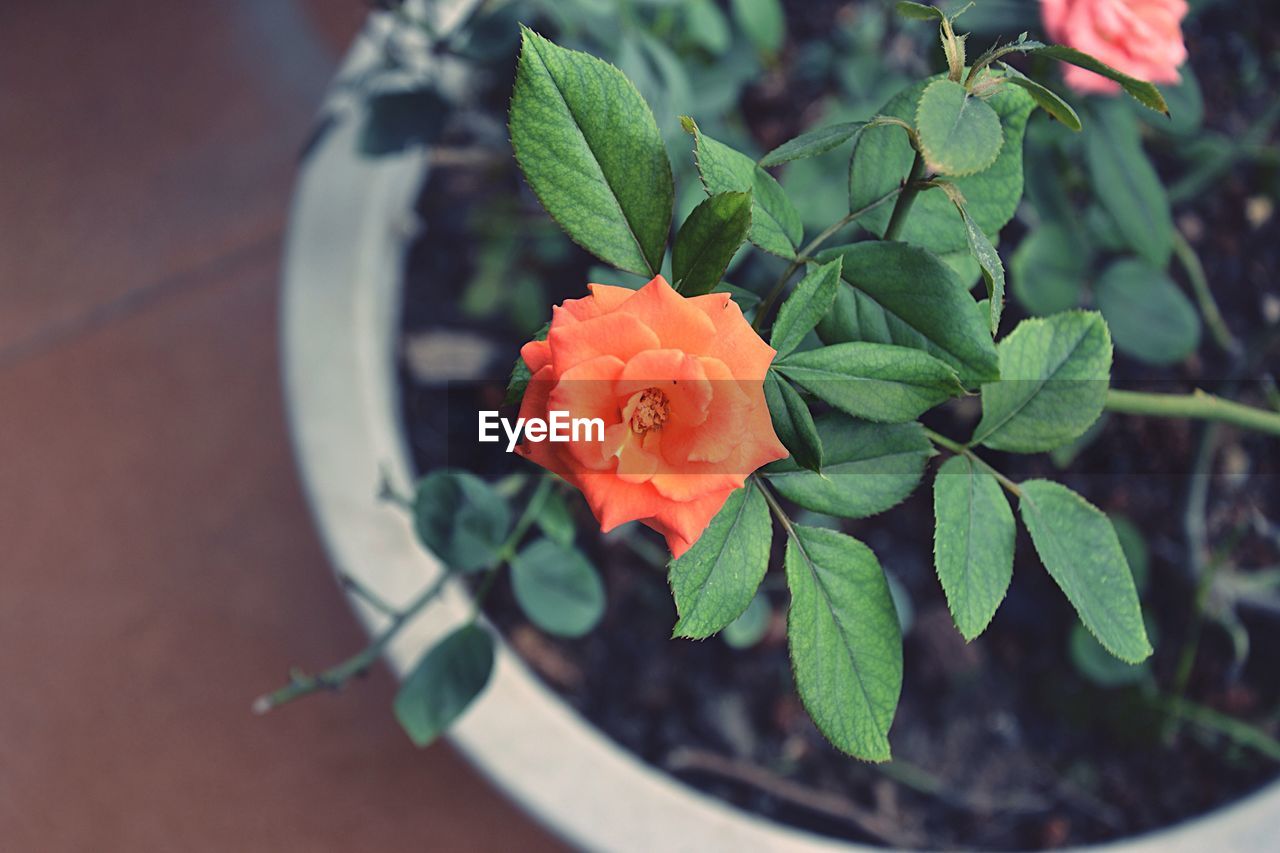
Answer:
261 1 1280 766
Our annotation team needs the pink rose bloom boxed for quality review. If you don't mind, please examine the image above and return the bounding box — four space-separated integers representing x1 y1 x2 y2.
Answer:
1041 0 1188 94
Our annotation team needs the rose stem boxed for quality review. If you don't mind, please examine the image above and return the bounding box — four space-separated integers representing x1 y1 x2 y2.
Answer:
1105 389 1280 437
750 189 902 334
253 476 554 713
921 428 1022 498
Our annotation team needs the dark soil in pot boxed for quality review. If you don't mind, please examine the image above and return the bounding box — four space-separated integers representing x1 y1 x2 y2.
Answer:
393 1 1280 847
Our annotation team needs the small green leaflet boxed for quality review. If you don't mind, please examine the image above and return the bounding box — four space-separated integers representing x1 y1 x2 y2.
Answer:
850 75 1034 254
510 28 673 276
394 624 495 747
769 258 843 358
685 0 731 56
511 539 605 638
672 191 752 296
414 471 512 572
997 62 1081 131
895 1 946 21
669 482 772 639
933 455 1015 640
973 311 1112 453
764 371 823 473
760 121 867 167
1018 480 1152 663
765 417 933 519
938 183 1005 332
535 489 575 546
1024 44 1168 114
915 79 1005 176
1094 258 1201 366
776 342 965 423
1084 99 1174 267
1009 224 1085 316
684 116 804 259
785 525 902 761
730 0 785 59
504 321 550 407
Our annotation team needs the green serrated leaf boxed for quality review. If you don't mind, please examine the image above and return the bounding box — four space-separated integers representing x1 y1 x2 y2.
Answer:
1093 258 1201 366
933 455 1015 640
1018 479 1152 663
673 191 752 295
730 0 785 59
915 79 1004 176
1010 224 1086 316
414 471 511 572
785 525 902 760
777 342 965 423
670 482 772 639
895 1 946 21
760 121 867 167
764 372 823 473
996 62 1081 131
510 28 673 276
770 258 843 358
851 75 1034 253
764 416 933 518
1140 64 1202 136
511 539 605 637
949 196 1005 332
685 117 803 258
973 311 1112 453
1084 99 1174 267
1026 44 1169 114
815 241 1000 384
394 624 495 747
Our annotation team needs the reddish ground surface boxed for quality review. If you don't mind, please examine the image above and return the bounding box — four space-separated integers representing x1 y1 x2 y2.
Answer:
0 2 562 850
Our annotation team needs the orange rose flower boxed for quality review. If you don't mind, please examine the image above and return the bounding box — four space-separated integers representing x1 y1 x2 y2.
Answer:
515 275 788 558
1041 0 1188 95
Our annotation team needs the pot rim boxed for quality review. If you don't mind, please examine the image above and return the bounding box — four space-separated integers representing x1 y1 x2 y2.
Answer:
280 8 1280 852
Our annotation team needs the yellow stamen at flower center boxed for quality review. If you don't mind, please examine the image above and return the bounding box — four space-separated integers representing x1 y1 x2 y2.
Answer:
630 387 671 434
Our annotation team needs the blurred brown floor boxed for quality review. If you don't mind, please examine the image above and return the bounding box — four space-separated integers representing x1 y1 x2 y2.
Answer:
0 2 564 851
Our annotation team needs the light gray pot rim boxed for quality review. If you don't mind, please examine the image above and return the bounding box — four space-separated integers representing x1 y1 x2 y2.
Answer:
281 8 1280 852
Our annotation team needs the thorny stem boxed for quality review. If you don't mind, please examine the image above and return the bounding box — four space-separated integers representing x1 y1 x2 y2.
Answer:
254 477 554 713
1172 232 1243 359
922 428 1022 498
755 475 797 541
252 570 452 714
467 477 555 621
751 189 901 334
883 152 928 243
1105 389 1280 437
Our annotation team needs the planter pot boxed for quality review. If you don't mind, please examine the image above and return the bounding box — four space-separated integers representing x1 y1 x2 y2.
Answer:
281 8 1280 851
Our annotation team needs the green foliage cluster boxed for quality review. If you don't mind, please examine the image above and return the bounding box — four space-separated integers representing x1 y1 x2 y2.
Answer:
266 1 1280 765
490 12 1157 760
